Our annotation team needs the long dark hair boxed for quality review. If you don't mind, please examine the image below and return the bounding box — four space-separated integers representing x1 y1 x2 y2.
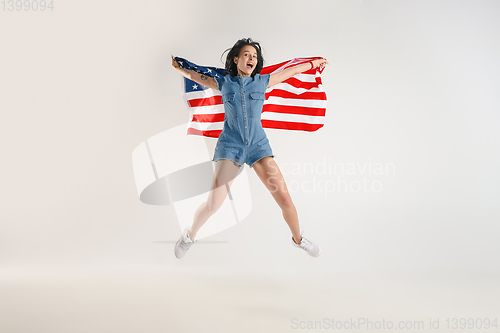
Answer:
220 38 265 78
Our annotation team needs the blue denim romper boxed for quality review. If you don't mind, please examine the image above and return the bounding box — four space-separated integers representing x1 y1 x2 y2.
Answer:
212 73 274 168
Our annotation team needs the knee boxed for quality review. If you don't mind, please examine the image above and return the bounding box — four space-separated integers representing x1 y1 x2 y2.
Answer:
279 198 295 210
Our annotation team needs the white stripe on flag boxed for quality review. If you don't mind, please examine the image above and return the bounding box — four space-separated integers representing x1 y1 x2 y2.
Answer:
290 72 321 82
267 83 325 95
188 121 225 131
189 104 225 115
265 96 327 108
186 90 221 99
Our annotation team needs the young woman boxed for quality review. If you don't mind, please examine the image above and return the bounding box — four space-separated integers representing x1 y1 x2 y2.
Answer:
171 37 328 259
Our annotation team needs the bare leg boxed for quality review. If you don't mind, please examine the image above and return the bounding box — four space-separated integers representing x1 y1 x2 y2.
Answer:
189 159 241 239
251 156 302 244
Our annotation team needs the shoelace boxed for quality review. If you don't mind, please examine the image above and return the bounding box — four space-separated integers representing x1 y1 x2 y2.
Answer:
180 239 192 250
299 238 312 251
180 232 196 250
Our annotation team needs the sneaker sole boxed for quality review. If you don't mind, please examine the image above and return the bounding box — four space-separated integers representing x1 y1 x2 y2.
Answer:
292 239 321 257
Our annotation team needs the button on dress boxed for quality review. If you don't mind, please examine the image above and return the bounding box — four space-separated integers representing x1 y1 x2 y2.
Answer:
212 73 274 168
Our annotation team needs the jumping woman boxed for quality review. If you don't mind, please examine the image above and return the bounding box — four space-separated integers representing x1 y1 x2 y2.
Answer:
171 37 328 259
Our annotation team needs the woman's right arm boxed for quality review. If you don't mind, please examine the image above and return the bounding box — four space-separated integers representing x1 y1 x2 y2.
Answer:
171 55 218 90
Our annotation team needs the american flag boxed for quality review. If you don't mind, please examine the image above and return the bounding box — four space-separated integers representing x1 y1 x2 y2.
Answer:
174 56 327 138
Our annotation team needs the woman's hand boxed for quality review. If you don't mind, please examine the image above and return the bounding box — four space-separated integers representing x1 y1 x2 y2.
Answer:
312 58 329 69
171 55 181 70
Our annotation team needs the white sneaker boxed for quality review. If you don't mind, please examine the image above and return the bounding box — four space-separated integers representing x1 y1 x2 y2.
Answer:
174 227 197 259
292 230 321 257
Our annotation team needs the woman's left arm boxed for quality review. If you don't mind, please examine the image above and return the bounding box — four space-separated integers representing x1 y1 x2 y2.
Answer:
267 58 328 88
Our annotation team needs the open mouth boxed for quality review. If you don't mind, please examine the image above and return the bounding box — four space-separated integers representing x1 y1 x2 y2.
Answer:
246 63 254 69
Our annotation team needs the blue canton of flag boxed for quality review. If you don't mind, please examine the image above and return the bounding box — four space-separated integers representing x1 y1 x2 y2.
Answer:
174 56 226 92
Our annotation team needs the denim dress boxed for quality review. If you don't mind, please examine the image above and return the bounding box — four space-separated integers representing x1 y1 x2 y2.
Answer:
212 73 274 168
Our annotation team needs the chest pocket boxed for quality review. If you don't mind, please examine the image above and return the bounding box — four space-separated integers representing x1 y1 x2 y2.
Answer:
222 92 237 119
249 92 266 119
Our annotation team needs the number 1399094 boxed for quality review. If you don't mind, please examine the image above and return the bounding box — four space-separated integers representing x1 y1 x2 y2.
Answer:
445 317 498 330
2 0 54 11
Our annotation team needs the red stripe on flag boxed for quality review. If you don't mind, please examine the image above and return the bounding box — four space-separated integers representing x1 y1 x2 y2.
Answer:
280 76 322 90
260 119 324 132
188 95 222 108
259 57 324 75
263 104 326 117
266 89 327 101
186 127 222 138
191 113 225 122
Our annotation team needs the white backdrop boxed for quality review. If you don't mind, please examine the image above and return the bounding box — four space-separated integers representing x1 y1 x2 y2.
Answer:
1 0 499 332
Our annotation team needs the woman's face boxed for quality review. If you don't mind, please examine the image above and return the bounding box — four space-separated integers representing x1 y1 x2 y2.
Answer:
233 45 258 77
